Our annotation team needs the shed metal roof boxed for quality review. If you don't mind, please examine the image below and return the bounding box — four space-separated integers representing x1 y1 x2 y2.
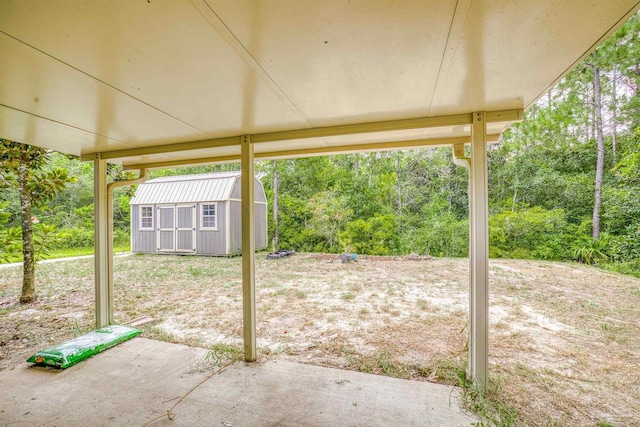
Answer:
1 1 638 168
130 171 244 205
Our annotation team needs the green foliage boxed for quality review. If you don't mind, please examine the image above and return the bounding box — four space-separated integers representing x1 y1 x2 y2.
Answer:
608 223 640 263
0 140 77 207
339 214 399 255
409 213 468 257
307 189 353 252
489 207 577 260
205 343 243 367
455 368 520 427
573 236 610 265
601 259 640 278
54 227 94 249
0 204 21 262
32 223 63 262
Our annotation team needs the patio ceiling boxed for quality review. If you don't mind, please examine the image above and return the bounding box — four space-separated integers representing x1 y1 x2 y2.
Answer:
1 0 638 168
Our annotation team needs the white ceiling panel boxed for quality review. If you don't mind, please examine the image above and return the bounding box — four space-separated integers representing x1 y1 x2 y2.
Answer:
206 0 458 126
0 33 209 152
1 1 638 167
0 104 126 156
429 0 638 116
0 0 310 139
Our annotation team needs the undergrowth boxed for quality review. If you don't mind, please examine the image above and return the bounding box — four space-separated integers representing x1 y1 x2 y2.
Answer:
455 368 520 427
205 343 244 366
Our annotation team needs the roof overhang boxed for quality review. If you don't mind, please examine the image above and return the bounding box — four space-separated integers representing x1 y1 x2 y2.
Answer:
1 1 638 169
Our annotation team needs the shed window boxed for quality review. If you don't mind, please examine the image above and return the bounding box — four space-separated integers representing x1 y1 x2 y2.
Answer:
201 204 217 230
140 206 154 230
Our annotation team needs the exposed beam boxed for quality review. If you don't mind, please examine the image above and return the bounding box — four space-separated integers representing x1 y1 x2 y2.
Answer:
250 113 474 144
122 134 501 170
81 136 240 161
485 109 523 122
255 136 474 160
90 109 521 162
123 155 240 171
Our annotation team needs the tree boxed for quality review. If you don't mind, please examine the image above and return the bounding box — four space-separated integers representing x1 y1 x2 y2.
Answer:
307 189 353 251
0 140 75 303
589 58 605 239
272 160 279 251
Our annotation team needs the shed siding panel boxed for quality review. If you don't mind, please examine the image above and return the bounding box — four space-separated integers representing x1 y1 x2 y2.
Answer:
137 232 156 253
228 201 267 254
255 203 268 250
197 201 228 255
231 177 241 199
159 208 174 228
230 177 266 202
177 230 194 252
131 205 156 253
255 178 267 203
229 201 242 254
159 231 174 251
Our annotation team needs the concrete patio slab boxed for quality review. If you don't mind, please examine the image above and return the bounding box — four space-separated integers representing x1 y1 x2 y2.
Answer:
0 338 477 426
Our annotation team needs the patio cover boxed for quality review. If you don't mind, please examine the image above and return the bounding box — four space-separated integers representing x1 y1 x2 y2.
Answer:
1 0 638 389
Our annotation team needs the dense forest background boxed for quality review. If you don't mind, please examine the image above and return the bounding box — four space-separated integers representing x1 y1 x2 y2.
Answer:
2 13 639 277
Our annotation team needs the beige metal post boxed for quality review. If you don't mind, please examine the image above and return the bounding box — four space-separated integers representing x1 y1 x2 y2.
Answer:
93 155 109 328
470 112 489 389
241 135 257 362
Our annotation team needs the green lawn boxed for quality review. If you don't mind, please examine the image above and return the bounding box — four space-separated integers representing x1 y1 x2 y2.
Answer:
1 244 130 264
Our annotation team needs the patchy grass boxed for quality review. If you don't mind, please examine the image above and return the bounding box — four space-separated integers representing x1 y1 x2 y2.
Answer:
205 343 244 367
1 254 639 426
0 245 131 264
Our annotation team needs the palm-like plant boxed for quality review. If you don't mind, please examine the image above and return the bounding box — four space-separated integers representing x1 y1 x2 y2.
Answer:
573 236 610 265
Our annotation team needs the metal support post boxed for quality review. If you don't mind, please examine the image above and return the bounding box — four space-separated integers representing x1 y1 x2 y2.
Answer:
93 155 109 328
241 135 257 362
469 112 489 390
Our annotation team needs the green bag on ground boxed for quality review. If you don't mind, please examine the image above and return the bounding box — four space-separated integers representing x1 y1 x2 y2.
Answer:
27 325 141 369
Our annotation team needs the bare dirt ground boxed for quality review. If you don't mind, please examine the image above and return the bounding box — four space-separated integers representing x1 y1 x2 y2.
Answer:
1 254 639 426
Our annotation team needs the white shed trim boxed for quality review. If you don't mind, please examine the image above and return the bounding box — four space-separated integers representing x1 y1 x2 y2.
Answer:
200 202 219 231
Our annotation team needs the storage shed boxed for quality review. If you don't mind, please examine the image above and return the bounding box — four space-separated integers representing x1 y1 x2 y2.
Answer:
129 172 267 256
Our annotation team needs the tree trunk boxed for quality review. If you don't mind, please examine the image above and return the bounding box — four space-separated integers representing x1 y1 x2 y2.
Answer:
18 151 36 303
354 153 359 177
512 174 519 211
272 160 279 252
591 62 605 239
612 68 618 163
395 152 402 214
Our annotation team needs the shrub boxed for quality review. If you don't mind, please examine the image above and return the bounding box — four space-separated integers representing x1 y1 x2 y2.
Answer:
54 227 94 249
407 214 468 257
340 214 400 255
488 206 577 260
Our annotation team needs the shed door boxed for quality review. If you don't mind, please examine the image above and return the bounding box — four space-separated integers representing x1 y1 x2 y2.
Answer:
176 205 196 253
157 206 175 252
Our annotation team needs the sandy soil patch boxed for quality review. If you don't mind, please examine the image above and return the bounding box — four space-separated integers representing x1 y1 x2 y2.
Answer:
1 254 639 426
